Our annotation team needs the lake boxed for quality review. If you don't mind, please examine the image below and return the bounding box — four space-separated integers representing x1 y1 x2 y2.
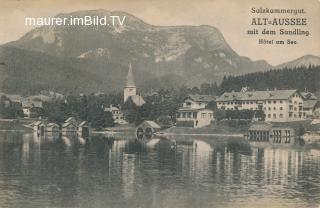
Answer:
0 131 319 208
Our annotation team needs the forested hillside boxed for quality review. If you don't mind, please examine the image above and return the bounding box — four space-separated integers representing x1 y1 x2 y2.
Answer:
219 66 320 93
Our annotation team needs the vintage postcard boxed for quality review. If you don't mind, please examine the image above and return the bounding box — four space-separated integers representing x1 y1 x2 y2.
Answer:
0 0 319 207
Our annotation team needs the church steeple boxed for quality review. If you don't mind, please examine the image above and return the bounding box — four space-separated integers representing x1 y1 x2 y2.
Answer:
126 63 135 87
124 63 137 102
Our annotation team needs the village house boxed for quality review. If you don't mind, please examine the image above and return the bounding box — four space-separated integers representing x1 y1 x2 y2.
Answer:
176 94 216 128
104 105 127 124
216 88 318 122
22 99 43 118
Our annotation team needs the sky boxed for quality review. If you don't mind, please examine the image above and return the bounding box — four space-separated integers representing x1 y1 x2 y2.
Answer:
0 0 319 65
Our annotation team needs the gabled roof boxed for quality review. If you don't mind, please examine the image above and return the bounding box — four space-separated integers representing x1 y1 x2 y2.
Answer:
47 123 59 127
217 89 299 102
105 106 120 111
62 122 76 128
301 92 318 100
186 94 216 103
79 121 88 126
303 100 319 109
248 122 272 131
65 117 76 123
30 121 45 126
138 120 161 129
130 95 145 106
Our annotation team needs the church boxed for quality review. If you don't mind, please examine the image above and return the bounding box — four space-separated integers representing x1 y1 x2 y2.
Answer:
105 63 145 124
123 63 145 106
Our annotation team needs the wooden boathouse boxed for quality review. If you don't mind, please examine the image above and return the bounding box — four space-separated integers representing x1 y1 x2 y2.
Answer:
245 122 296 145
136 120 161 139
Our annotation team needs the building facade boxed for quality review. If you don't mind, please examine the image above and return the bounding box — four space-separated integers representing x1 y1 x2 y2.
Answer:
176 95 215 128
104 105 127 124
216 89 316 122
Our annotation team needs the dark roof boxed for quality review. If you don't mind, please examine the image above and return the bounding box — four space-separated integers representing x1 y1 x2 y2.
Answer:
300 92 318 100
217 89 298 102
187 94 216 102
248 122 272 131
138 120 161 129
303 100 319 109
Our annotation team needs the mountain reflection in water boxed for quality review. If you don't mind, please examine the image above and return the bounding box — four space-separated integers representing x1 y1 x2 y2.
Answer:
0 132 319 208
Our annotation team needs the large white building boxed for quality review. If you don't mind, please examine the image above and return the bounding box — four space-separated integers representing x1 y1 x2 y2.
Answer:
176 95 216 128
216 89 318 122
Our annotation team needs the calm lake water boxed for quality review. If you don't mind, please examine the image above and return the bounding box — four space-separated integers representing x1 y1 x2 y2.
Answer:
0 132 319 208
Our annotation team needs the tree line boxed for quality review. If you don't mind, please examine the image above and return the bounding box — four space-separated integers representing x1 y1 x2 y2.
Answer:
219 65 320 93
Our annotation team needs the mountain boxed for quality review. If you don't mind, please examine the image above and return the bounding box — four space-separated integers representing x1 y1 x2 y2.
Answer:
275 55 320 69
1 9 273 94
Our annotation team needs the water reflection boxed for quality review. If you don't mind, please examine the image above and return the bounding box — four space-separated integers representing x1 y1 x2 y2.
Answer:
0 132 319 208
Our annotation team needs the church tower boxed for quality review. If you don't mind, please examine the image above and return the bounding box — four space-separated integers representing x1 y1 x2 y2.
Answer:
124 63 137 102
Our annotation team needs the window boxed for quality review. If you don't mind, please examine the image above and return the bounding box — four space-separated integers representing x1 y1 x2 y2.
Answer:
273 107 276 110
268 114 271 118
280 107 283 110
280 101 283 104
273 101 276 104
279 114 283 118
250 101 253 104
268 101 271 104
273 114 276 118
193 112 197 118
201 113 206 118
268 107 271 110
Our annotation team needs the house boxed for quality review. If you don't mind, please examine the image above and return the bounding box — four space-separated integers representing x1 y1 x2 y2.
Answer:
303 100 319 118
136 120 161 139
245 122 296 144
22 100 43 118
217 89 307 122
104 105 127 124
61 122 77 134
78 121 90 137
176 94 216 128
46 123 60 132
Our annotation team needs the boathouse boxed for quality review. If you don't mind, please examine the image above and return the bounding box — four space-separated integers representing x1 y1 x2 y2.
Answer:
78 121 90 137
136 120 161 139
46 123 59 132
246 122 295 144
61 122 77 134
31 121 46 136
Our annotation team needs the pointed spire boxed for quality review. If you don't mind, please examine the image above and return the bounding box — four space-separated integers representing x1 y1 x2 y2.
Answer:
126 62 135 87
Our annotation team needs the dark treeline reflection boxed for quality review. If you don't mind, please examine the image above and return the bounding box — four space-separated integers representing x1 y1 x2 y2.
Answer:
0 132 319 208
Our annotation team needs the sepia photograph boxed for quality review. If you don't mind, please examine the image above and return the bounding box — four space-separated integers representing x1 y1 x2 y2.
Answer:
0 0 319 207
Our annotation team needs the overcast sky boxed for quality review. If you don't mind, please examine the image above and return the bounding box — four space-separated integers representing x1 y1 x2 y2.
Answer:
0 0 319 65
